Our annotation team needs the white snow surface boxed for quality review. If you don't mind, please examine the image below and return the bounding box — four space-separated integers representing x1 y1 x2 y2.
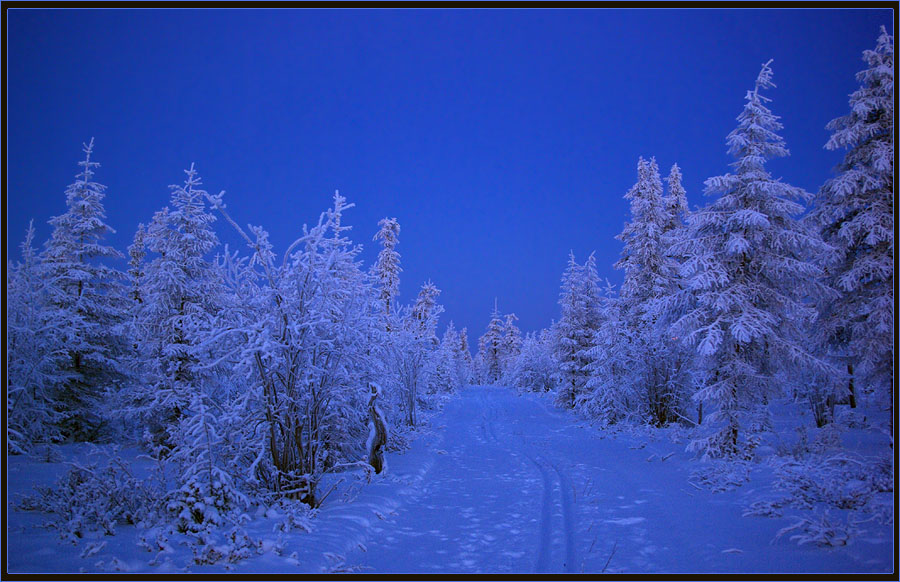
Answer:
5 385 893 574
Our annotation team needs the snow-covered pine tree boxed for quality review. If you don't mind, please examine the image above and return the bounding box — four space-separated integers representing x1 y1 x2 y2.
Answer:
138 164 223 452
411 280 443 344
395 281 445 425
500 313 523 374
41 139 130 441
663 163 689 233
456 327 474 385
551 252 602 408
372 217 402 321
426 322 463 394
672 61 831 458
658 162 698 425
167 390 247 534
7 222 67 452
503 330 556 393
809 27 894 433
614 157 684 425
127 223 147 305
477 302 506 384
580 280 640 423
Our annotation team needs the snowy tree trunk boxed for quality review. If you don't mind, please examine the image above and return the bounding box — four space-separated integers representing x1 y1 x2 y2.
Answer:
366 382 388 474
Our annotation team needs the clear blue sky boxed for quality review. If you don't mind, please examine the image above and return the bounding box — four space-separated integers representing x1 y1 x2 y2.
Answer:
6 8 893 338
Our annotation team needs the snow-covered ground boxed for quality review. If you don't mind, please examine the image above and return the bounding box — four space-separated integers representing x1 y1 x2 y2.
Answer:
5 385 893 574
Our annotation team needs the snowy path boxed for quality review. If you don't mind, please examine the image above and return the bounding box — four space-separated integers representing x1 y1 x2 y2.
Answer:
6 385 892 574
328 385 891 574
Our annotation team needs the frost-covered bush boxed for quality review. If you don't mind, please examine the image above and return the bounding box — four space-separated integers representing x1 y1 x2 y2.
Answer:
207 192 382 507
689 459 751 492
19 449 165 541
746 450 893 533
770 453 892 513
774 510 856 547
186 525 259 566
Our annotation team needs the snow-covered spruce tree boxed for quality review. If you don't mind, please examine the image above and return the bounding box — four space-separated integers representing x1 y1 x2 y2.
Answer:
551 252 602 409
614 157 685 425
657 162 700 425
208 191 379 506
500 313 523 374
395 281 444 425
580 281 640 424
114 223 151 435
456 327 475 385
167 390 248 534
372 217 402 322
663 163 689 233
503 330 556 393
477 302 506 384
127 223 147 305
671 61 832 458
424 322 463 396
40 139 130 441
7 222 68 452
411 280 443 345
137 164 223 453
809 27 894 432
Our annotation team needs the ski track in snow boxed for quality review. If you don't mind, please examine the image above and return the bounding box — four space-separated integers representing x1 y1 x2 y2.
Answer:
477 388 577 574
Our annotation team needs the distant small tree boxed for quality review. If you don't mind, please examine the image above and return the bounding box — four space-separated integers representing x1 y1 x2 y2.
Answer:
500 313 523 373
477 302 506 384
372 217 402 321
456 327 474 385
395 281 444 426
127 223 147 305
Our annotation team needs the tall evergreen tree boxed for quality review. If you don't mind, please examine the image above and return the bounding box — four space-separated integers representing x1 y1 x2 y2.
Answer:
138 164 222 451
658 162 698 425
614 157 683 425
663 163 689 233
127 223 147 305
581 281 639 423
672 61 831 458
41 139 129 441
372 217 402 321
457 327 474 384
810 27 894 432
477 301 506 384
7 222 67 452
551 252 602 408
500 313 523 373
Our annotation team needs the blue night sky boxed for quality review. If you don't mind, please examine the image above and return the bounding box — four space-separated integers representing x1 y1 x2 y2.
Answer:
6 8 893 339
